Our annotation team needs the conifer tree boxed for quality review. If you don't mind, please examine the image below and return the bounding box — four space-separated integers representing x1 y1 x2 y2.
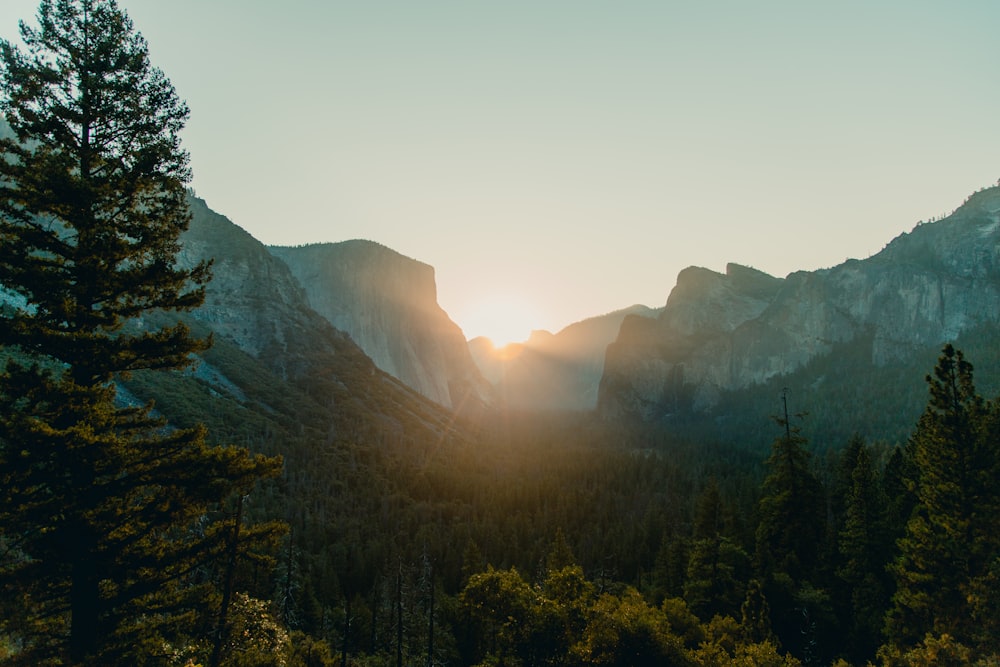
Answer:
754 395 823 584
880 445 913 547
886 345 1000 651
684 479 748 620
753 392 825 658
836 444 889 662
740 579 776 646
546 527 577 574
0 1 281 663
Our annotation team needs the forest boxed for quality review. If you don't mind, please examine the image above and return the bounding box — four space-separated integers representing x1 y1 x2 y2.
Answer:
2 1 1000 666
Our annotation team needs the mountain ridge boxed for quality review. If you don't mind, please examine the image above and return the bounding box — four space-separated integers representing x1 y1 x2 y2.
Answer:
598 184 1000 444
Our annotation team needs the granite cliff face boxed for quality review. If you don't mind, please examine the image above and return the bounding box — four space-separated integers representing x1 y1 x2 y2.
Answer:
177 196 319 358
470 305 660 411
269 241 492 410
599 186 1000 420
172 196 458 437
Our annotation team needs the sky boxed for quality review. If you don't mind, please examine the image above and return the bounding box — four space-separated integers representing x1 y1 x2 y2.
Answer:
1 1 999 346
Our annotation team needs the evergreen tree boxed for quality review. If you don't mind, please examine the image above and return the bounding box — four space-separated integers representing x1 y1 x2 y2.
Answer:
886 345 1000 651
829 434 866 535
692 477 722 541
753 392 825 658
0 1 281 663
650 531 688 603
836 444 889 662
546 527 577 574
754 395 824 584
684 479 748 620
880 445 913 548
740 578 776 646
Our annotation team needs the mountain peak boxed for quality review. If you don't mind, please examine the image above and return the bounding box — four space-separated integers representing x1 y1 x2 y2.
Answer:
269 242 490 409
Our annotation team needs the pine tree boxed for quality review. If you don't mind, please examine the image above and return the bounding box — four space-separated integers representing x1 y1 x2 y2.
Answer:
836 444 889 662
753 392 825 658
880 445 913 547
754 395 823 584
0 1 281 663
886 345 1000 651
740 578 776 646
546 527 577 574
684 479 748 620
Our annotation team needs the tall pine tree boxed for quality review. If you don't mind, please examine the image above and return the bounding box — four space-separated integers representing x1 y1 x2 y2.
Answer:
755 394 823 584
886 345 1000 653
0 1 281 663
754 392 825 659
836 443 890 662
684 478 748 620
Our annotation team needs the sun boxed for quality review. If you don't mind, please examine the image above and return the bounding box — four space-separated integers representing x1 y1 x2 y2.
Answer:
460 294 540 349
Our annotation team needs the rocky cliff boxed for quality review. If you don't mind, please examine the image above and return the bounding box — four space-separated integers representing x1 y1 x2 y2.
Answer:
171 196 459 438
599 186 1000 421
177 196 318 359
269 241 492 410
470 305 660 411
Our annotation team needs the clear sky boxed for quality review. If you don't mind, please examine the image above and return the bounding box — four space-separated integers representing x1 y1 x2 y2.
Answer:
2 1 999 345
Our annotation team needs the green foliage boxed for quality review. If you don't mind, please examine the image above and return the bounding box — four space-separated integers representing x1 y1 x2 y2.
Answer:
456 562 807 667
0 1 281 662
886 345 1000 652
740 579 776 646
877 633 974 667
571 588 692 667
546 528 577 574
754 413 824 583
836 443 892 661
752 402 828 658
683 535 749 620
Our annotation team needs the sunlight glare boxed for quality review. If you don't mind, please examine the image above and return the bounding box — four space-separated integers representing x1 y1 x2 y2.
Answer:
460 294 541 348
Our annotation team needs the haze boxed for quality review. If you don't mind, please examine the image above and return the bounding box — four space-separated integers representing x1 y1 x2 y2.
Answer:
1 1 998 344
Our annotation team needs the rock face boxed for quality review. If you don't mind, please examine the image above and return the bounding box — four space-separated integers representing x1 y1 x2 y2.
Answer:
470 305 660 411
177 196 320 358
174 196 458 438
269 241 492 410
599 186 1000 420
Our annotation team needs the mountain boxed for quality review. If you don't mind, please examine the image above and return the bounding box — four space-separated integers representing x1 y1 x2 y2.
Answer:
598 186 1000 447
157 195 462 443
469 305 660 411
269 241 492 411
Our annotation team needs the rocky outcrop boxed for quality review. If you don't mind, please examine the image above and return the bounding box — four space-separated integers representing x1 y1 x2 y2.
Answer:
269 241 492 410
599 187 1000 420
173 196 458 439
470 305 660 411
177 196 323 359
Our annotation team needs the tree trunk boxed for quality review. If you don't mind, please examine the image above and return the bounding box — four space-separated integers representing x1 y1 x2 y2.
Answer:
210 495 244 667
69 541 100 663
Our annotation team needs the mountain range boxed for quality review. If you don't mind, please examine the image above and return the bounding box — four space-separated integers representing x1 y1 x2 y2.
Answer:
129 183 1000 451
600 185 1000 447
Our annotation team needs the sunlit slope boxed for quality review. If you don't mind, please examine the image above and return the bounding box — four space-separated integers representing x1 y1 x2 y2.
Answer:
269 241 491 411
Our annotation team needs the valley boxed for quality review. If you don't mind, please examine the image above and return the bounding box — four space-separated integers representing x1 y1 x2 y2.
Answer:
2 1 998 664
117 183 1000 664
